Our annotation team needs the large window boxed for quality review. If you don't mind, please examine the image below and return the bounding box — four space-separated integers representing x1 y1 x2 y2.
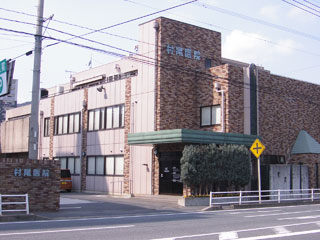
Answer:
54 112 81 135
200 105 221 127
55 157 80 175
88 104 125 131
87 155 124 176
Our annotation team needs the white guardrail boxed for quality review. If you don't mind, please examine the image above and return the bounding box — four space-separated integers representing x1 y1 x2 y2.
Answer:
209 189 320 206
0 194 29 215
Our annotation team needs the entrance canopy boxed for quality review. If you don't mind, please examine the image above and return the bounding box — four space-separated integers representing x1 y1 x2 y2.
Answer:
128 129 257 146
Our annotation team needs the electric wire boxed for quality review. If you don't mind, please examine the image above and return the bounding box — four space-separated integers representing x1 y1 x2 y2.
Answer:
1 26 320 108
302 0 320 9
291 0 320 14
187 0 320 42
281 0 320 17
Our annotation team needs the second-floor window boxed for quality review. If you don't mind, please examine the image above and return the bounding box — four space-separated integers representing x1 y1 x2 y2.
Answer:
54 112 81 135
201 105 221 127
44 118 50 137
88 104 124 131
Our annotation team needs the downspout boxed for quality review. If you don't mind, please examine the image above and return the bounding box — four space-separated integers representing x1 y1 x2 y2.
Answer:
215 82 225 132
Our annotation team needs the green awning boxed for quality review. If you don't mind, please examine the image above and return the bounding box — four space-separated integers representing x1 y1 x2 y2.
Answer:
128 129 257 146
291 130 320 154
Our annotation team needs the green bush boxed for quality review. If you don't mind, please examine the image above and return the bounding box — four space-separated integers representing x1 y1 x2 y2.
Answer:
181 144 250 195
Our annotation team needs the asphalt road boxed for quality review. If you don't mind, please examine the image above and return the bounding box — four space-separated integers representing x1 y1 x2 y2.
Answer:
1 198 320 239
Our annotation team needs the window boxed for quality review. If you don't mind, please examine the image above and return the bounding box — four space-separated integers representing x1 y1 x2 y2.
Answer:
88 104 125 131
87 157 96 175
106 156 114 175
44 118 50 137
56 157 80 175
87 155 124 176
205 58 212 69
201 105 221 127
106 107 112 129
54 112 81 135
115 156 124 175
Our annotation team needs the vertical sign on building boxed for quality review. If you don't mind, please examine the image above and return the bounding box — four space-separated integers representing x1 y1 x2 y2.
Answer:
0 59 8 97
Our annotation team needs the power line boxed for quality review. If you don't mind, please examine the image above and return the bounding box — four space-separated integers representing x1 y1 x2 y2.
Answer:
45 0 198 48
292 0 320 13
188 0 320 42
281 0 320 17
1 26 319 108
302 0 320 9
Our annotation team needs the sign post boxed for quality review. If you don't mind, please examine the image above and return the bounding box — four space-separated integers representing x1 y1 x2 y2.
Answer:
250 139 265 204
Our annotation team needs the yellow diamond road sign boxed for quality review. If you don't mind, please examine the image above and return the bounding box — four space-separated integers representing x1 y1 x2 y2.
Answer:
250 139 265 158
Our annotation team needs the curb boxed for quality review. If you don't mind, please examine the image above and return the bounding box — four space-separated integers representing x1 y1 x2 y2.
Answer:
0 214 49 222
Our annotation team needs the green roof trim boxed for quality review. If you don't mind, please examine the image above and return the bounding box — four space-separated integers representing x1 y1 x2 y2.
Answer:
291 130 320 154
128 129 258 146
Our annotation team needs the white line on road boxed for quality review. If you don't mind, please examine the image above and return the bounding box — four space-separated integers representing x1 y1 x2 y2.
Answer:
278 215 320 220
273 226 290 234
60 207 82 210
151 221 320 239
237 229 320 240
219 231 238 240
0 225 134 236
245 209 320 218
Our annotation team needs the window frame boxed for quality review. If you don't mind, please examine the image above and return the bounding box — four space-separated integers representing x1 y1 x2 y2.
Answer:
53 112 81 136
86 155 124 176
44 117 50 137
200 105 221 127
87 104 125 132
55 156 81 175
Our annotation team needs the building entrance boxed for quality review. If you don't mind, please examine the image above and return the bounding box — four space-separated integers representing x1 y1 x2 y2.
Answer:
159 152 183 195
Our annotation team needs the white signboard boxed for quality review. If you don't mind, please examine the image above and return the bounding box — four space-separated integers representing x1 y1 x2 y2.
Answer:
0 59 8 97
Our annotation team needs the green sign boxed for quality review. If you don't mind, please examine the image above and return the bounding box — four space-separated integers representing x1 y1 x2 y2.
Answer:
0 59 7 96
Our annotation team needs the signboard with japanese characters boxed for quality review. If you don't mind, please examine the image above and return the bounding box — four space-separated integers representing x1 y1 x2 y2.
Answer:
14 168 50 177
166 44 201 61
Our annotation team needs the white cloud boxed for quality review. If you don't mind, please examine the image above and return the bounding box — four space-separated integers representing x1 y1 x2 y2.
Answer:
222 30 297 65
259 5 280 20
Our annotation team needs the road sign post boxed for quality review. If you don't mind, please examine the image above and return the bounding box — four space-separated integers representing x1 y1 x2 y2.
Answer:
250 139 265 204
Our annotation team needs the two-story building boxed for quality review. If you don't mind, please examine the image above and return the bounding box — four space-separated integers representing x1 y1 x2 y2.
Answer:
2 17 320 196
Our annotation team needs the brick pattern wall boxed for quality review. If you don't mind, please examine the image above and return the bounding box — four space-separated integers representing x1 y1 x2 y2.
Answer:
157 17 222 130
227 65 244 134
123 78 131 194
0 158 60 212
49 97 55 160
81 89 88 191
258 71 320 158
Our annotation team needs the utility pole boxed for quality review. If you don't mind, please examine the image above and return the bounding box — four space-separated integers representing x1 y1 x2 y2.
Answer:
28 0 44 160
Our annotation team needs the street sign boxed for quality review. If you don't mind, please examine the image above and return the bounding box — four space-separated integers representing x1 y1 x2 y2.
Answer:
250 138 265 159
0 59 8 97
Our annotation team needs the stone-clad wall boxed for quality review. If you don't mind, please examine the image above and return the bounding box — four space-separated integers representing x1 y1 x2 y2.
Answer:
258 71 320 157
156 17 222 130
258 71 320 188
0 158 60 212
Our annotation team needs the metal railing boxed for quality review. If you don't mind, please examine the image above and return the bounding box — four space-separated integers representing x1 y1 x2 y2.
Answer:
0 194 29 215
209 189 320 206
110 181 123 195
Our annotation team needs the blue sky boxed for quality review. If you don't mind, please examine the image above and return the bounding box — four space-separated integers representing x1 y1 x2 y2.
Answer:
1 0 320 103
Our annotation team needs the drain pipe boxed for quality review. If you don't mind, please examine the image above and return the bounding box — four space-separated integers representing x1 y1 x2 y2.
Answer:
215 82 225 132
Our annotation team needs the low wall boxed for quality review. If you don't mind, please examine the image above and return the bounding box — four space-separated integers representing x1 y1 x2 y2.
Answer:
0 158 60 212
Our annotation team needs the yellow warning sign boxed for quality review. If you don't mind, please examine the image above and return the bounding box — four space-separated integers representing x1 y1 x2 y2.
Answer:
250 139 265 159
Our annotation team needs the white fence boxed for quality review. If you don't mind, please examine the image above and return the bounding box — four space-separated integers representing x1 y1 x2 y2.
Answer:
0 194 29 215
209 189 320 206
